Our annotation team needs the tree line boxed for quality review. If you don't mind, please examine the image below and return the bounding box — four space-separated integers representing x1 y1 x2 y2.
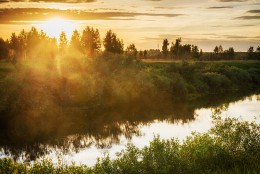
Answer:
161 38 202 59
0 26 259 61
0 26 127 62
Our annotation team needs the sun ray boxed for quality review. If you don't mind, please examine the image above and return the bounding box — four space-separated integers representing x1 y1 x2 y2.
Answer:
35 18 77 40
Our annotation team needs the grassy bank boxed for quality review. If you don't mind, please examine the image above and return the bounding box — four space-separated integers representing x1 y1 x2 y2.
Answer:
1 116 259 174
0 56 260 168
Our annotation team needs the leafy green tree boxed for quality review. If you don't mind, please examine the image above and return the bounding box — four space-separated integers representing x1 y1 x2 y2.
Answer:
81 26 101 56
162 39 169 57
103 29 124 54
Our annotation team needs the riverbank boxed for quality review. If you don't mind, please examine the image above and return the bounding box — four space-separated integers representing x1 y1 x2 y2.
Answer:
1 116 259 174
0 57 259 173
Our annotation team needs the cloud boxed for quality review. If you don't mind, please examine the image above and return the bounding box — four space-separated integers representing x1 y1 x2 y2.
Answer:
0 8 183 23
247 10 260 14
235 16 260 19
208 6 233 9
211 24 256 28
224 35 260 39
217 0 248 2
234 9 260 20
202 33 260 39
0 0 9 3
0 0 96 3
155 7 179 10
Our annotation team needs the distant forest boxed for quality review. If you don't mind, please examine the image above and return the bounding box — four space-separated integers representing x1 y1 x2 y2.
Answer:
0 26 259 61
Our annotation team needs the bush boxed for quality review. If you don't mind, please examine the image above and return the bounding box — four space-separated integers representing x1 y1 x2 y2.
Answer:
2 116 259 174
202 72 231 93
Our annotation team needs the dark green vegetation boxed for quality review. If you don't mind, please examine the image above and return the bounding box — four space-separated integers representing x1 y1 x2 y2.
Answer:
0 57 259 160
1 116 259 174
0 27 260 172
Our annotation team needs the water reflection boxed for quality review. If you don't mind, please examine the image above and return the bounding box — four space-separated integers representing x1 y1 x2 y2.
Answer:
0 91 259 162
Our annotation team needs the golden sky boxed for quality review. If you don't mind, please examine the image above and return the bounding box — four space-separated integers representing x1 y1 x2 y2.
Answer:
0 0 259 51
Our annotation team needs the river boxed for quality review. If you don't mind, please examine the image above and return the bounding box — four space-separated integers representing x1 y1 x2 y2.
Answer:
0 93 259 166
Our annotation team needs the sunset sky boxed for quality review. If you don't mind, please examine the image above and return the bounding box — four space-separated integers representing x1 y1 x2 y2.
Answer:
0 0 259 51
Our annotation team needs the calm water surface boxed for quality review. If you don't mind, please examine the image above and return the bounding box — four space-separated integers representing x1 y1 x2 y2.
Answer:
48 94 260 166
1 94 260 166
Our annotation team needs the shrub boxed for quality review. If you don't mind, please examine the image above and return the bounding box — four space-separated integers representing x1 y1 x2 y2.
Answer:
202 72 231 93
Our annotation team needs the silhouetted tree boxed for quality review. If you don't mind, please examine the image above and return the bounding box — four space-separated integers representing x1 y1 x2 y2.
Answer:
171 38 182 59
18 29 27 60
59 31 68 53
139 50 143 58
200 49 203 57
248 46 254 53
162 39 169 57
218 45 223 53
181 44 191 58
0 38 8 59
256 46 260 53
103 30 124 54
227 47 235 59
126 43 138 57
70 30 82 52
81 27 101 56
248 46 254 59
144 50 148 58
214 46 219 54
27 27 40 59
9 33 19 62
191 45 199 59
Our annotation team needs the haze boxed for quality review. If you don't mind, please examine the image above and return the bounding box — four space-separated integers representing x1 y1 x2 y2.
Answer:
0 0 259 51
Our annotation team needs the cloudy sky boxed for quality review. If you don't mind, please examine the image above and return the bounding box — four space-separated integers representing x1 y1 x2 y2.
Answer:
0 0 259 51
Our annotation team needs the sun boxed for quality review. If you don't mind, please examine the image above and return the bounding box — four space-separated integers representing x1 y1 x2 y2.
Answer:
35 18 77 40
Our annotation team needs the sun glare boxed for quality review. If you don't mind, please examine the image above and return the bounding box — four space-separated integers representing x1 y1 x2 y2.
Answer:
35 18 77 40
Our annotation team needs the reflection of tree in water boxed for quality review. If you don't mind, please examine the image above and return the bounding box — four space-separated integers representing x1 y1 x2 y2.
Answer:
1 90 255 162
0 92 197 161
0 58 257 162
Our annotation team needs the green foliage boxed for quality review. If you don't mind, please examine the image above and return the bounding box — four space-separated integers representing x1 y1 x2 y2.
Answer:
1 116 259 174
0 59 259 163
202 72 231 93
103 30 124 54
